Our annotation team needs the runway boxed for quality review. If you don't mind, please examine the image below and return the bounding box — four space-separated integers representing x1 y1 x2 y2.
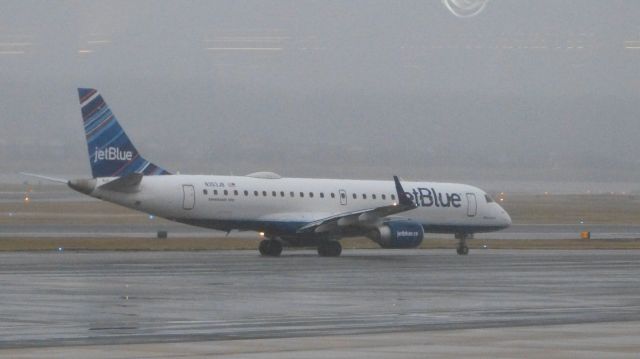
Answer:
482 223 640 240
3 222 640 240
1 250 640 357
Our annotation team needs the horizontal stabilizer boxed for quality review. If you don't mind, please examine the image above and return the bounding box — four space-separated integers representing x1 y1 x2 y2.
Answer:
20 172 68 184
99 172 143 192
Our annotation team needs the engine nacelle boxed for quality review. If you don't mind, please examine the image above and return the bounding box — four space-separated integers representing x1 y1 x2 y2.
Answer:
368 221 424 249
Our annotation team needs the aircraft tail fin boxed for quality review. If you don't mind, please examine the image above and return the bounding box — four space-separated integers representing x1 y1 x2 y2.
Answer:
78 88 171 178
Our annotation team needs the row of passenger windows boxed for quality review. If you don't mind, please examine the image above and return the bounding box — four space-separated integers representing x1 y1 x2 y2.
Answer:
202 188 396 201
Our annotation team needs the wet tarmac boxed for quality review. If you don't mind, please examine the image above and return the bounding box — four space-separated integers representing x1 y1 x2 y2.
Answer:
1 250 640 357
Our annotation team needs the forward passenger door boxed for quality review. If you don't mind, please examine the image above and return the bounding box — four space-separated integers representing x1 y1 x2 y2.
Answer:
466 193 477 217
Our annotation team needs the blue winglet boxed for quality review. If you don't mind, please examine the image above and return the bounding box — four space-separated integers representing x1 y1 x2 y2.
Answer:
393 175 415 207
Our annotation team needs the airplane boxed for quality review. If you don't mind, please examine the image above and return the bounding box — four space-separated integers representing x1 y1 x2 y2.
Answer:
24 88 511 257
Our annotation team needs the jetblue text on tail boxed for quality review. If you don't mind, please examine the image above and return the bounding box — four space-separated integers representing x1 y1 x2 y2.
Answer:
93 147 133 163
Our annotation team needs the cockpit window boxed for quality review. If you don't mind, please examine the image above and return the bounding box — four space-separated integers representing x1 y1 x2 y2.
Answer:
485 194 494 203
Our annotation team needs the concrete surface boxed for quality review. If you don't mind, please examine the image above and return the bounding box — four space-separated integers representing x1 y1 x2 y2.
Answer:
1 250 640 357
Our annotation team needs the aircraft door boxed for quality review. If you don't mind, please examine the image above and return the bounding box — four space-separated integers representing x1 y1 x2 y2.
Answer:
466 193 477 217
182 185 195 210
339 189 347 205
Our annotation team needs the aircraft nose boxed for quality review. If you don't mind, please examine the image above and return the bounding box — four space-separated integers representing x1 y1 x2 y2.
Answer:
493 203 511 228
500 209 512 228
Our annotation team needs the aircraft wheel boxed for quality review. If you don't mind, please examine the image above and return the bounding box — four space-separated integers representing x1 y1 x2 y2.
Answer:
455 233 471 255
318 241 342 257
259 239 283 257
456 245 469 255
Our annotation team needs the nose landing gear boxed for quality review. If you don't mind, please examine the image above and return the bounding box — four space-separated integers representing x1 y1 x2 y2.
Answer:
455 233 472 255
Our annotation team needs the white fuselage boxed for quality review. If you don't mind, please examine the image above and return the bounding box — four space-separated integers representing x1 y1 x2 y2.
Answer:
87 174 511 238
58 86 511 255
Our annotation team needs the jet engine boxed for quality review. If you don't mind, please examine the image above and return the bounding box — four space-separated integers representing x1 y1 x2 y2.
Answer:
368 221 424 249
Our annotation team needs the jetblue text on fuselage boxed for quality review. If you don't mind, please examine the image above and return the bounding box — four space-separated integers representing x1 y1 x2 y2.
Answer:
406 187 462 208
93 147 133 163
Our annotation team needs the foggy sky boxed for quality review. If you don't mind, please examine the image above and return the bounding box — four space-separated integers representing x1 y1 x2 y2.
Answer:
1 1 639 192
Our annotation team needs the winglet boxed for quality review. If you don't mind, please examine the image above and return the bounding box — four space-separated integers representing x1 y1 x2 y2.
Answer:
393 175 415 207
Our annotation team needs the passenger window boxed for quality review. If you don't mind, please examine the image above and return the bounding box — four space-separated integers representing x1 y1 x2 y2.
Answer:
290 191 295 197
223 190 228 196
214 189 218 195
362 194 367 200
485 194 494 203
309 192 314 198
391 194 396 200
262 191 267 196
244 190 249 196
280 191 285 197
234 190 238 196
382 194 386 200
254 190 259 196
331 193 336 198
372 194 376 200
341 193 346 199
352 193 357 199
320 192 324 198
203 189 208 195
272 191 276 197
300 192 304 198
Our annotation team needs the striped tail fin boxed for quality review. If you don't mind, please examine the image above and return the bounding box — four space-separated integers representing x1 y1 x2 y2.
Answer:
78 88 171 178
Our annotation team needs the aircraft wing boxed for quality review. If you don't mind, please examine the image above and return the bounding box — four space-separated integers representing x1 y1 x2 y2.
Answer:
297 176 417 234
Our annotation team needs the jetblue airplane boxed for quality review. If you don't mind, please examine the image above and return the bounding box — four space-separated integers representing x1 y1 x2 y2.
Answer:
25 88 511 257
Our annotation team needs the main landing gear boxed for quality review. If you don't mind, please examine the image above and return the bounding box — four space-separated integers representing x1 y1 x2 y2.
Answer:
258 238 342 257
455 233 472 255
258 239 283 257
317 240 342 257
